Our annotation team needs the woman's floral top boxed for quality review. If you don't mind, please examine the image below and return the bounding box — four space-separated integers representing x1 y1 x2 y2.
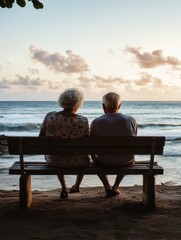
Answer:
39 111 90 167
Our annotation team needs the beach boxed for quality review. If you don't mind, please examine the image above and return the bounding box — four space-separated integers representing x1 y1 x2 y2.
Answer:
0 101 181 239
0 185 181 240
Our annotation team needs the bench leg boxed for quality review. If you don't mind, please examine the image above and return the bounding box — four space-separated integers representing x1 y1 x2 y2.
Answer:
143 174 155 210
19 175 32 210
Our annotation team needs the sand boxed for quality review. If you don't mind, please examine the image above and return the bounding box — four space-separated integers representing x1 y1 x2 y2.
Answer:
0 185 180 240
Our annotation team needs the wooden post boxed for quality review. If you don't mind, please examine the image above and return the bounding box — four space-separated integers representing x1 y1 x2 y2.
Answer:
148 137 156 175
18 137 32 210
19 175 32 210
19 137 25 177
143 174 155 210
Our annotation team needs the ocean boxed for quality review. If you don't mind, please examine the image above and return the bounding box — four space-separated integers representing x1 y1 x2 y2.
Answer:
0 101 181 190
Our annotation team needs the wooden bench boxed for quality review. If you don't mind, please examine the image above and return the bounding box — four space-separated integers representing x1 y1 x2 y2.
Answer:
7 136 165 210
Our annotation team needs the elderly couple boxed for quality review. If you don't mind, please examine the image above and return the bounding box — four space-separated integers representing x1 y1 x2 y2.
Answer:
39 88 137 198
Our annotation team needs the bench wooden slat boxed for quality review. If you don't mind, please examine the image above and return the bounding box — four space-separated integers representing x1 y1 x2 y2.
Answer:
10 165 163 175
9 162 163 175
7 136 165 155
10 160 158 165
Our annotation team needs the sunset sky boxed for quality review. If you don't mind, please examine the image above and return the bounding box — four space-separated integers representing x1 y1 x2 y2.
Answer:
1 0 181 101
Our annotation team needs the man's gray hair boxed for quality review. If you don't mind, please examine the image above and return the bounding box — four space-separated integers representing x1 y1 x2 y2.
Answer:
58 88 84 109
102 92 121 109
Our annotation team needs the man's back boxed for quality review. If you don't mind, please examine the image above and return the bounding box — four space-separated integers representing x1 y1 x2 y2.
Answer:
71 91 138 195
90 112 137 137
90 112 137 166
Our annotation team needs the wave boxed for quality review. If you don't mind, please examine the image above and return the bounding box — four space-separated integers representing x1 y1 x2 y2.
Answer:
2 122 180 131
138 123 181 128
0 167 10 171
165 137 181 142
0 123 41 132
163 153 181 157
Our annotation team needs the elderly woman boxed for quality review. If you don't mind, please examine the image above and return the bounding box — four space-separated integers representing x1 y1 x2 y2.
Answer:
39 88 90 198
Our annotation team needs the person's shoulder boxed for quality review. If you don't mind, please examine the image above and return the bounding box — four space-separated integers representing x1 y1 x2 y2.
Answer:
44 111 57 119
46 111 56 116
121 113 137 122
126 115 136 123
76 114 88 121
91 115 105 124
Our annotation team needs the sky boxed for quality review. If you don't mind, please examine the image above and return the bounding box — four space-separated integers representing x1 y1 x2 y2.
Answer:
1 0 181 101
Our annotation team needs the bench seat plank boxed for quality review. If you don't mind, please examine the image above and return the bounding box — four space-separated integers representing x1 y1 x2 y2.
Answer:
9 161 163 175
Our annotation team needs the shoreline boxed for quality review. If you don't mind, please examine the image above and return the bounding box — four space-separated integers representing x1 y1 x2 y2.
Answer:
0 185 181 239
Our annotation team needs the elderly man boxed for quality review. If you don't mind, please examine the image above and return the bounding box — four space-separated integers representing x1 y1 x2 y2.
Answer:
70 91 137 197
90 92 137 197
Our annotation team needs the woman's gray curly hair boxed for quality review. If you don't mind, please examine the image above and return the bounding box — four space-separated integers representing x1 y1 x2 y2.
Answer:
58 88 84 109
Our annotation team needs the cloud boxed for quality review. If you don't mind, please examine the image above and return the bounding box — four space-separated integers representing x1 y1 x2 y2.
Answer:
0 75 46 89
29 45 89 74
77 74 135 92
0 79 11 89
76 72 166 94
75 73 172 101
94 75 131 89
48 81 62 89
125 46 181 68
28 67 39 75
14 75 46 87
135 73 153 86
135 73 163 88
77 75 92 88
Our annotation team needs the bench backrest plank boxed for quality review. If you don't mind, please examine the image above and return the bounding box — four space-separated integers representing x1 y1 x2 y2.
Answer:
7 136 165 155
